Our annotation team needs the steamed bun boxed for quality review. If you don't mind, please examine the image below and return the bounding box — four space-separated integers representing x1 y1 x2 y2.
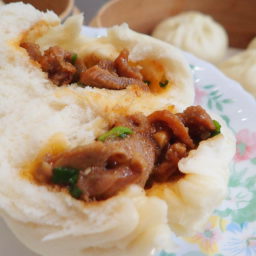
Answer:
219 49 256 97
0 3 235 256
152 11 228 63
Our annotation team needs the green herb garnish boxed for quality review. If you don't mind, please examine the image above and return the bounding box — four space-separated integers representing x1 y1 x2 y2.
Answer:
159 80 169 88
211 120 221 137
52 167 82 199
69 185 82 199
144 80 151 86
71 53 78 65
52 167 79 185
98 126 133 142
68 173 79 186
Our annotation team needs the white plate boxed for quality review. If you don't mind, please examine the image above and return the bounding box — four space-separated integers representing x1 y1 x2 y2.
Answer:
1 27 256 256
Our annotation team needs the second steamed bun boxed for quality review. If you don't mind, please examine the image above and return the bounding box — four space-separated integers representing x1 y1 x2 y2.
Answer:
152 11 228 63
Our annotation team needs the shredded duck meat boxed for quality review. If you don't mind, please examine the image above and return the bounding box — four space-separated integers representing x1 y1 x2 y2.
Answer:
35 106 219 201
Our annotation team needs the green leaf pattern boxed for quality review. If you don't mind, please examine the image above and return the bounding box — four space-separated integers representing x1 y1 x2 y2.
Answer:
203 85 232 111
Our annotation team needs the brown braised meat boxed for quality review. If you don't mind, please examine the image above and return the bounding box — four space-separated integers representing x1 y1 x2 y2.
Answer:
82 50 148 90
178 106 216 141
149 142 188 183
73 58 87 77
146 110 192 185
114 112 151 134
147 107 217 184
21 43 77 86
35 106 220 202
21 42 147 89
114 49 143 80
57 134 154 201
148 110 195 149
39 46 77 86
80 65 147 90
20 42 42 62
37 115 155 201
98 59 117 75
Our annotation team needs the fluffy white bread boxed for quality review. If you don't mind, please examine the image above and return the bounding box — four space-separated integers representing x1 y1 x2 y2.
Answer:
147 113 235 235
0 3 235 256
32 15 195 116
247 37 256 49
219 49 256 97
152 11 228 63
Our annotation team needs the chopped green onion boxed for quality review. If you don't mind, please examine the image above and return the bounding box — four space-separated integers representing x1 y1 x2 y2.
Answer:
211 120 221 137
52 167 79 185
69 185 82 199
71 53 78 65
144 80 151 86
98 126 133 142
159 80 169 88
68 173 79 186
52 167 82 199
52 167 83 199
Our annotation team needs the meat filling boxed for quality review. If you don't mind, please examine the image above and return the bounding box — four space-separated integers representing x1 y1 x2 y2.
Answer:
40 46 77 86
179 106 216 141
148 110 195 149
114 49 143 80
20 42 42 62
35 106 220 201
80 65 147 90
21 43 148 90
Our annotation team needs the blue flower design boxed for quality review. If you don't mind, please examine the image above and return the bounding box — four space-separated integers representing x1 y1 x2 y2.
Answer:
158 251 176 256
221 222 256 256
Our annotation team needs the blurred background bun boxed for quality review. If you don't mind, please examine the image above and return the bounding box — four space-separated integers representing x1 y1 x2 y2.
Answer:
90 0 256 50
152 11 228 63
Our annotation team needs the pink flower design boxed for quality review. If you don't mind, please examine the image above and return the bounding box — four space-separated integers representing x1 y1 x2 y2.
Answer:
235 129 256 161
186 216 227 255
195 87 207 105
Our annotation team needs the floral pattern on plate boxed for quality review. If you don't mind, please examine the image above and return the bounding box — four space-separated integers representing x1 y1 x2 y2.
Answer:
159 56 256 256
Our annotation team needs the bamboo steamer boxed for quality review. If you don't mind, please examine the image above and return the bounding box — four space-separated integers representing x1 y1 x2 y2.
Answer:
90 0 256 49
3 0 80 20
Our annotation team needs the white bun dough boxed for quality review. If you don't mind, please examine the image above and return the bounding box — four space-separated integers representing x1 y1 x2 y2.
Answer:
152 11 228 63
